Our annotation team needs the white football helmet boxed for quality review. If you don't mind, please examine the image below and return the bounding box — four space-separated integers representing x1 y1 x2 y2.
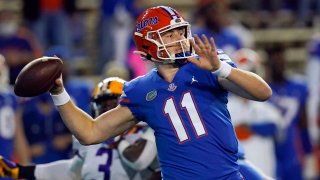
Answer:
0 54 9 87
232 48 264 77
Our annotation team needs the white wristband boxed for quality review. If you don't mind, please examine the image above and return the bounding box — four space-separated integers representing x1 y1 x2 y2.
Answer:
212 61 232 78
50 88 70 106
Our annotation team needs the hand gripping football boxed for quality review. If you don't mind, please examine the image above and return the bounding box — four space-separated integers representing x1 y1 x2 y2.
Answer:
14 56 63 97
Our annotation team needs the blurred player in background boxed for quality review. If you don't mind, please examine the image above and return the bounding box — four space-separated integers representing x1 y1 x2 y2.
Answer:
0 9 42 85
0 54 30 179
265 45 317 180
0 77 160 180
192 0 242 54
306 34 320 178
228 48 281 178
21 93 73 164
48 6 271 179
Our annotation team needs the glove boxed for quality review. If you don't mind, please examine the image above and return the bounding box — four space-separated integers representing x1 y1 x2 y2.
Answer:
0 156 19 179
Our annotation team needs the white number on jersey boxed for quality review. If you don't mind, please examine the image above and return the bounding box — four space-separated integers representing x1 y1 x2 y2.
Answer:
277 96 299 129
164 91 207 143
0 106 15 139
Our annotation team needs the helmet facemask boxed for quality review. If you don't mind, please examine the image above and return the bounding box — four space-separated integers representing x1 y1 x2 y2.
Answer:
90 77 125 118
146 23 194 64
91 96 119 118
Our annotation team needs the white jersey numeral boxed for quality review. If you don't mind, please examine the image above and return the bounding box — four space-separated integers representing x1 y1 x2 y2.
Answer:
0 106 15 139
164 92 206 143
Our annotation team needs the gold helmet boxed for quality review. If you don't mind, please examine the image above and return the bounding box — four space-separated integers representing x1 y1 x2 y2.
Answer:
90 77 125 118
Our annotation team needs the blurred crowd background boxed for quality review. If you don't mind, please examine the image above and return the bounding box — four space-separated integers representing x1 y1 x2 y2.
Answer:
0 0 320 179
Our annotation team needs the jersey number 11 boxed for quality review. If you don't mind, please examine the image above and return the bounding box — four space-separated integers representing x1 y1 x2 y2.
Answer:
164 91 207 143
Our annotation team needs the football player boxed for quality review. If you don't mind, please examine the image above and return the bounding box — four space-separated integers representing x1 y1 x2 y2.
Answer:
0 54 30 173
0 77 160 180
229 48 281 178
49 6 271 179
265 45 317 180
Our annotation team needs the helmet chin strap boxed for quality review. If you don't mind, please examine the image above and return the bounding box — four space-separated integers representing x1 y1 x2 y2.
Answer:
175 51 191 58
174 51 191 65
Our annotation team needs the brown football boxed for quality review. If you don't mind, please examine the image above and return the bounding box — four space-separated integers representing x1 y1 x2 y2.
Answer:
14 56 63 97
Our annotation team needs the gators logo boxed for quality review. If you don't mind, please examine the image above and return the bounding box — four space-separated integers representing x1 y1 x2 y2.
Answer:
146 90 157 101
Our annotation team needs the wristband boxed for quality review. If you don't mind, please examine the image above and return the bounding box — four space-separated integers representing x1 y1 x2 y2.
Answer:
50 88 70 106
212 61 232 78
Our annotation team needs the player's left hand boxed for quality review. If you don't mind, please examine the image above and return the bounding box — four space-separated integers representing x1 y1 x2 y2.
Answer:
187 34 221 72
0 156 19 179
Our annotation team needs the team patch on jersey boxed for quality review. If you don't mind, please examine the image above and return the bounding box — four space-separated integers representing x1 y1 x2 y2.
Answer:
168 83 177 91
146 90 157 101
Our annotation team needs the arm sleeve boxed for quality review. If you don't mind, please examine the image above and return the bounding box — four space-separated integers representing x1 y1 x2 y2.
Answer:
35 157 82 180
119 81 143 121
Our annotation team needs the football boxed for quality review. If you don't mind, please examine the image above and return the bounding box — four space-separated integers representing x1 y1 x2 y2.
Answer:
14 56 63 97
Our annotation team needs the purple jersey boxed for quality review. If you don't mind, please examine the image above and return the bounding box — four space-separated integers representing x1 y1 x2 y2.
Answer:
0 89 17 160
120 61 240 179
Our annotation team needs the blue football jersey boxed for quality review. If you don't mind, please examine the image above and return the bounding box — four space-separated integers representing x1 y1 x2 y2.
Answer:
0 89 17 160
268 79 308 180
120 62 240 179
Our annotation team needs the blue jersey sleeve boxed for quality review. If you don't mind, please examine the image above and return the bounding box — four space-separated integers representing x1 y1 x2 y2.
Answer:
119 80 143 121
217 49 237 68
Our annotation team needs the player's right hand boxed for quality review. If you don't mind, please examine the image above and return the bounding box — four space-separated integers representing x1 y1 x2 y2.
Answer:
0 156 19 179
188 34 221 72
49 74 64 95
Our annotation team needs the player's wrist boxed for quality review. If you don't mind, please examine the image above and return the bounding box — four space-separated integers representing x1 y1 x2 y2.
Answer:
50 88 70 106
211 61 232 78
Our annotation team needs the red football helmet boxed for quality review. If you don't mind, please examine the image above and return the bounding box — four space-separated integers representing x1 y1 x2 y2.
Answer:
133 6 194 63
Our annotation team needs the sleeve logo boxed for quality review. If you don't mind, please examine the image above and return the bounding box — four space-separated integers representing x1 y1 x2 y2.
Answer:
146 90 157 101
